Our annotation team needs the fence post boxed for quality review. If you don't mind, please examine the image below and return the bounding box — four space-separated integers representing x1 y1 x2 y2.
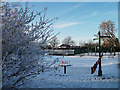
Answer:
42 65 44 72
64 66 66 74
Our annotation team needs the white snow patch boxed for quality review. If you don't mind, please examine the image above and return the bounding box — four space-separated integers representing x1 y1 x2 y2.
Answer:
20 55 119 88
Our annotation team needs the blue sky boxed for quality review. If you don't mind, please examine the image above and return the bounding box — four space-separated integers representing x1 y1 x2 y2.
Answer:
20 2 118 45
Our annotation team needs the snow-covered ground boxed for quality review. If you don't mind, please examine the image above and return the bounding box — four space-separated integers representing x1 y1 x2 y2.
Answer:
21 55 119 88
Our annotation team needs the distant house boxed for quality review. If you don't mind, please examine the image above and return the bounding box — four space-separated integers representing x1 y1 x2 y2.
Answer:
58 44 71 49
48 44 87 55
48 44 74 55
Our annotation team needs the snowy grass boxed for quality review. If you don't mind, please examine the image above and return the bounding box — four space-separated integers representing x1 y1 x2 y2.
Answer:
21 55 119 88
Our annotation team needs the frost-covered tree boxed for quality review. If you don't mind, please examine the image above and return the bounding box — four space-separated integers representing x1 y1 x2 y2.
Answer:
62 36 75 46
1 2 58 88
79 41 86 47
49 36 59 48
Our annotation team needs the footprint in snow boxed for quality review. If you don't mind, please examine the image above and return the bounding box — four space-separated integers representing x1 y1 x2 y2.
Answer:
101 77 113 80
102 77 106 80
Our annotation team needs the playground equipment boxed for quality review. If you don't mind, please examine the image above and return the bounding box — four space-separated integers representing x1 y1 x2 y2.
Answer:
59 60 71 74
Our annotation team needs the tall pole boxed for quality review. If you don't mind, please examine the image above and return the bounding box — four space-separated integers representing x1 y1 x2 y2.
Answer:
93 31 110 76
0 1 2 88
95 46 96 56
98 31 102 76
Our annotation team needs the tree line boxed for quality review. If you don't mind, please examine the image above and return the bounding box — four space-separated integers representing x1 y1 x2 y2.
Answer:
49 20 120 54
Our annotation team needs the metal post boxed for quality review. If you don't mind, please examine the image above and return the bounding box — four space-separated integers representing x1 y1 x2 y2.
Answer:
64 66 66 74
110 47 112 56
98 31 102 76
88 48 89 55
0 1 2 88
95 46 96 56
113 46 116 56
42 65 44 72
